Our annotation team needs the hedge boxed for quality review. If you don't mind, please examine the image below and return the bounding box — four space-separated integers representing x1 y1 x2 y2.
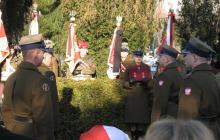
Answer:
56 77 128 140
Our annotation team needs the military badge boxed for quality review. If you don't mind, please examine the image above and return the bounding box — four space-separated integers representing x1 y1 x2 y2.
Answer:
42 83 50 92
184 88 191 96
159 80 164 86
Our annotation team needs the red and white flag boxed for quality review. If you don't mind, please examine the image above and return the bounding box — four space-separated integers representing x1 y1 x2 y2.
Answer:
29 11 40 35
107 16 123 79
66 21 80 62
29 3 41 35
107 27 118 67
157 10 175 53
65 17 81 73
166 11 175 47
0 10 9 63
80 125 130 140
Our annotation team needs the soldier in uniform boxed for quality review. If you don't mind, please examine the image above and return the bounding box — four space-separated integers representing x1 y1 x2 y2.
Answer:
38 45 59 134
2 34 55 140
151 44 183 123
72 40 96 80
178 37 220 139
123 48 152 140
44 40 60 77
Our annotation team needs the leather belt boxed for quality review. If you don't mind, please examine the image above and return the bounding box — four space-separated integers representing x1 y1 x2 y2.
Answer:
13 115 33 123
134 82 143 87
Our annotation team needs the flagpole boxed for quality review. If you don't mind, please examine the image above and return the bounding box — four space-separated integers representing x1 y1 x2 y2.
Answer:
169 9 175 48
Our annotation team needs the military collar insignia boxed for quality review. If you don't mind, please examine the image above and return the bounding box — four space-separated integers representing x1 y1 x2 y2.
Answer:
42 83 50 92
159 80 164 86
184 88 191 96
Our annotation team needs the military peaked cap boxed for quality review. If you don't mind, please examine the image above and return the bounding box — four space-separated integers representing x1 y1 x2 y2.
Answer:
44 39 54 55
133 48 143 57
121 42 129 52
19 34 46 51
44 39 55 48
160 44 179 58
182 37 215 58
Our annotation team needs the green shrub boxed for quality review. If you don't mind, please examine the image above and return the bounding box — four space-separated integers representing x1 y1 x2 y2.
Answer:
56 77 127 140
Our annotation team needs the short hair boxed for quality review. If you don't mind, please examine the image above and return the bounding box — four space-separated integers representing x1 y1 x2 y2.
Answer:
22 49 37 60
144 119 215 140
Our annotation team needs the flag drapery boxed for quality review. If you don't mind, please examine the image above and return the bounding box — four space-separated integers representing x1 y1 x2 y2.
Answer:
166 10 175 47
107 16 123 79
65 15 81 73
157 35 167 54
65 20 80 62
29 11 39 35
107 27 118 68
0 10 10 83
157 10 175 53
0 10 9 63
80 125 130 140
107 28 123 70
29 4 40 35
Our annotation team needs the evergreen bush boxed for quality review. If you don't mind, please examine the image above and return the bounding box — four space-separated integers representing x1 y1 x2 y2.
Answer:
56 77 127 140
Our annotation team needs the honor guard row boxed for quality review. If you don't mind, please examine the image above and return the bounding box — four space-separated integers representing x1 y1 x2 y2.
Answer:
122 37 220 140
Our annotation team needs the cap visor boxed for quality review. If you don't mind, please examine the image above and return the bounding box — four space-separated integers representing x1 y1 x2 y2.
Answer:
39 48 47 52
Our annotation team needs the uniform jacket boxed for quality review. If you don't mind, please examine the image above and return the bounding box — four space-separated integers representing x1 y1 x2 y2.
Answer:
38 64 59 131
151 62 183 122
2 61 54 140
178 63 220 119
178 63 220 139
